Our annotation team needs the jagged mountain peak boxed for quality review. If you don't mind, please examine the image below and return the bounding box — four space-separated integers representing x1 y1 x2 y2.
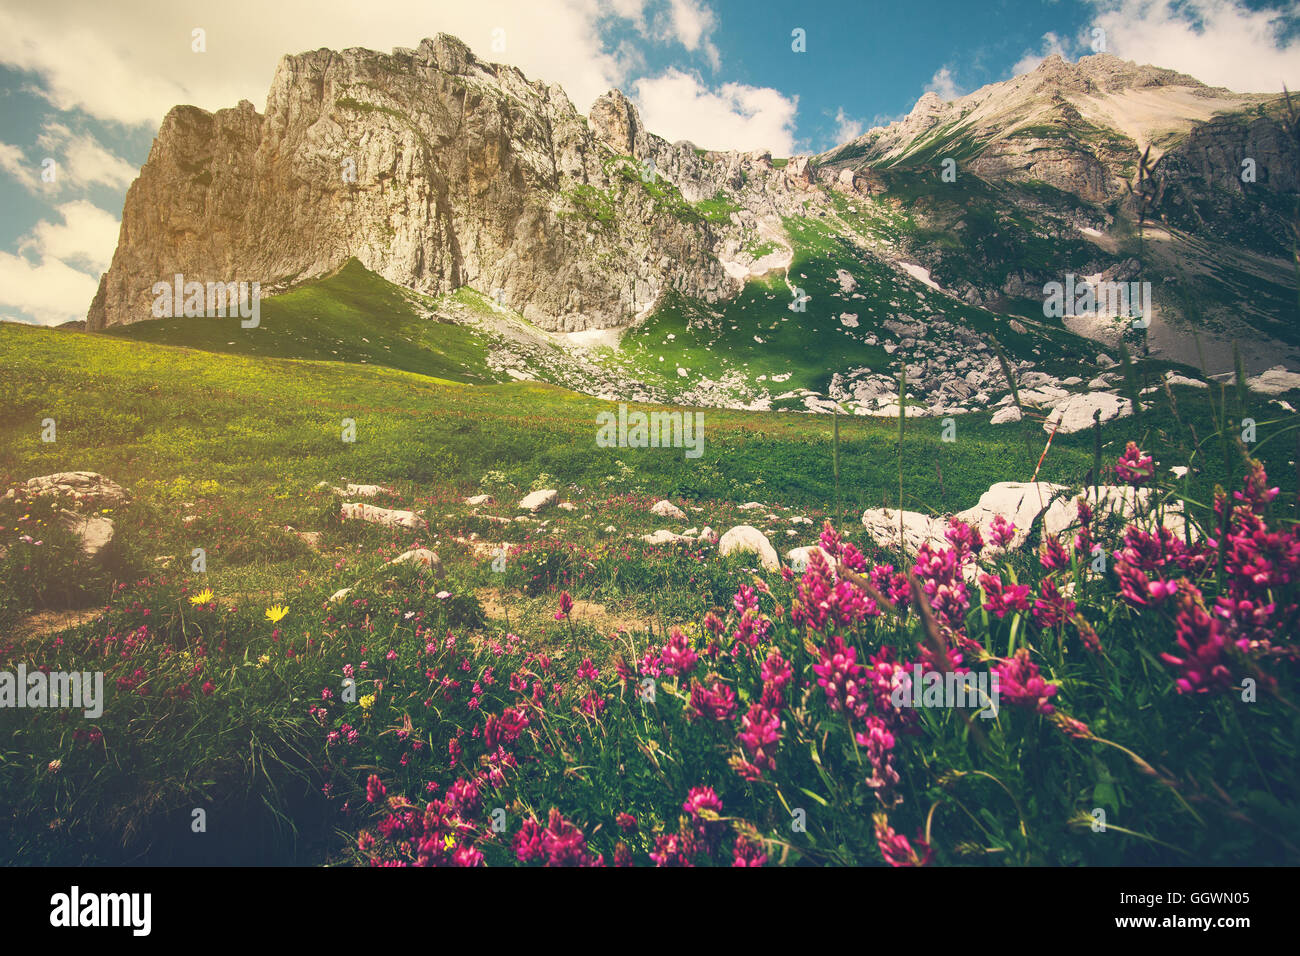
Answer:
820 51 1274 176
87 31 827 334
588 88 644 156
83 29 1297 386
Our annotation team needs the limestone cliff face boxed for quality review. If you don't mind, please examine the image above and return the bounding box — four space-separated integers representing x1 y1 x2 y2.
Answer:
1154 109 1300 256
89 37 1296 336
88 35 776 332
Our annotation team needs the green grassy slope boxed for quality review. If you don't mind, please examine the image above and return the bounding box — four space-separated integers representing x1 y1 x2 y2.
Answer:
99 210 1116 413
3 321 1288 537
2 316 1294 866
626 205 1104 406
103 259 501 383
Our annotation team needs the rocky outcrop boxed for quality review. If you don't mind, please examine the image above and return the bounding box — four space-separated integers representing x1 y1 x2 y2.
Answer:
6 472 130 506
386 547 445 577
1155 105 1300 257
518 489 558 513
860 480 1195 559
649 499 686 520
1043 392 1132 433
87 35 752 333
3 472 127 561
340 501 427 530
718 525 780 570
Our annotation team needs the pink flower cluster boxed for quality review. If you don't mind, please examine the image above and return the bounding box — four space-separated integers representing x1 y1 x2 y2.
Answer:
1114 441 1155 485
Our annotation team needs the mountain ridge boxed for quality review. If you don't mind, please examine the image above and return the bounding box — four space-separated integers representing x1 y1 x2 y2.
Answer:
84 33 1300 387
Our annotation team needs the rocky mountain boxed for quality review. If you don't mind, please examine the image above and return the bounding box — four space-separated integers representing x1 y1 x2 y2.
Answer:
87 35 1300 409
86 34 821 334
820 55 1277 197
817 54 1299 369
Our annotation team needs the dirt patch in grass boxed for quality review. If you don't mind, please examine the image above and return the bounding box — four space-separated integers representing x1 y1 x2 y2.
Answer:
7 607 106 642
475 587 652 637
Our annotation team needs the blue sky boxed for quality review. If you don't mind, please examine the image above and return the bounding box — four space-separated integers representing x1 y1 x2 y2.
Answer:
2 0 1298 326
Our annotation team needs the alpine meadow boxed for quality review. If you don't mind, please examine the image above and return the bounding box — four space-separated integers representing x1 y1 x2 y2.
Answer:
2 0 1299 884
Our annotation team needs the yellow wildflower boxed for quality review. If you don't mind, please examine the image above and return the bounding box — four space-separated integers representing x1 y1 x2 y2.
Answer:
190 588 214 606
265 605 289 623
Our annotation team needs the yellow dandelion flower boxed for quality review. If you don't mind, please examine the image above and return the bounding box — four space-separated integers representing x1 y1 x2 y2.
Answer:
190 588 214 606
257 654 271 667
265 605 289 623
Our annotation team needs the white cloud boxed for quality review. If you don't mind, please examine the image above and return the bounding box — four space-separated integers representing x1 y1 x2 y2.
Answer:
665 0 721 70
37 123 137 190
0 200 118 325
832 108 866 144
924 66 963 100
0 252 101 326
0 0 656 126
1086 0 1300 92
0 2 745 127
0 141 41 191
19 200 120 272
633 69 798 154
0 125 136 194
1012 31 1071 76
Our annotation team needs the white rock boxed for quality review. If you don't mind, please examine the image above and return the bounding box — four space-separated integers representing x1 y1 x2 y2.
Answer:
558 502 577 511
6 471 130 506
990 405 1023 425
386 548 445 577
59 513 115 558
346 483 385 498
518 489 559 512
465 494 492 506
1246 366 1300 395
738 502 765 511
957 481 1072 552
650 499 686 520
329 588 354 604
642 529 693 545
1044 393 1131 434
698 526 718 544
719 525 780 570
786 545 836 572
1042 486 1196 543
340 502 428 530
860 508 946 554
